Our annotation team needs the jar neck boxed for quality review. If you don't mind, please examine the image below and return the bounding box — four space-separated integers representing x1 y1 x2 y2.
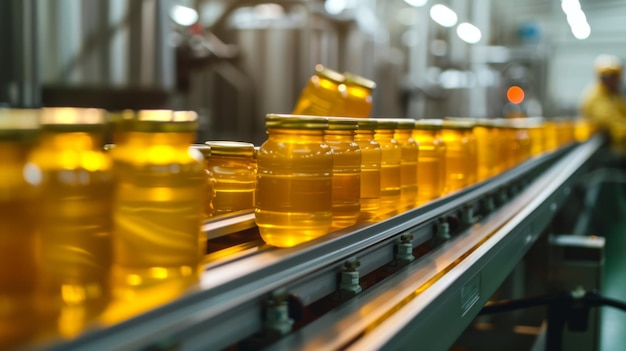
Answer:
40 131 103 151
324 130 355 141
374 129 395 141
346 85 371 99
394 130 412 141
354 129 375 140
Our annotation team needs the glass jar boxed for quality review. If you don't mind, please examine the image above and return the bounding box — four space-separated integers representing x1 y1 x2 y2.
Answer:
473 119 495 181
413 119 445 204
525 117 545 157
332 72 376 118
109 110 206 296
354 119 382 220
373 119 401 218
256 114 333 247
325 117 361 228
441 120 472 194
30 107 113 337
204 141 256 217
543 120 559 152
391 118 419 211
512 119 533 164
190 144 215 219
292 65 346 116
0 109 42 349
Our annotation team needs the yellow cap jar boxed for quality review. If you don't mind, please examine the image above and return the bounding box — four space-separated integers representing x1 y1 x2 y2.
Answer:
441 119 474 194
204 141 256 217
292 65 346 116
333 72 377 118
0 109 42 349
30 107 113 337
390 118 419 211
190 144 215 219
413 119 445 204
325 117 361 228
373 119 401 218
109 110 206 296
255 114 333 247
354 119 382 220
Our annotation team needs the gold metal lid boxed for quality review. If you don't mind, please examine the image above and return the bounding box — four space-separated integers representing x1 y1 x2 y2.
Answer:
343 72 377 90
414 119 443 130
40 107 106 132
315 64 345 84
0 108 39 141
385 118 414 130
327 117 358 131
265 114 328 130
116 109 199 132
356 119 378 130
509 117 545 129
190 144 211 158
442 119 474 130
205 141 255 157
372 118 398 130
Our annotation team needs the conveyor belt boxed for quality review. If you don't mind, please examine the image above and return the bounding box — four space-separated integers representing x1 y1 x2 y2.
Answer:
41 136 603 351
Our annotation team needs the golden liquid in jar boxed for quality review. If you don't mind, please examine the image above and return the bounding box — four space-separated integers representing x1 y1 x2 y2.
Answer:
394 130 418 211
543 121 559 152
464 129 477 185
374 129 401 218
412 129 443 204
111 132 205 296
335 85 372 118
441 129 469 194
255 129 333 247
32 132 113 337
528 126 545 156
292 75 345 116
354 130 381 219
516 128 532 164
474 125 494 181
325 132 361 228
207 155 256 217
0 144 41 349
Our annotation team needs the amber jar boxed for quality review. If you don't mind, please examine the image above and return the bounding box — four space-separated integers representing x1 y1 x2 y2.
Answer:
391 118 419 211
543 120 559 152
441 120 473 194
204 141 256 217
30 107 113 337
332 72 376 118
473 119 496 181
292 65 346 116
256 114 333 247
0 109 42 349
324 117 361 228
110 110 206 295
373 119 401 218
508 119 532 166
354 119 382 220
413 119 445 204
524 117 546 157
190 144 215 218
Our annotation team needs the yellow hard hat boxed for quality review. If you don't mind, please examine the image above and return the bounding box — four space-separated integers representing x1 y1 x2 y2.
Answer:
594 54 622 75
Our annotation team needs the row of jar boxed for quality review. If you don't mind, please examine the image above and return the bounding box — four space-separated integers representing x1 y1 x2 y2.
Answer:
0 108 208 348
198 114 593 249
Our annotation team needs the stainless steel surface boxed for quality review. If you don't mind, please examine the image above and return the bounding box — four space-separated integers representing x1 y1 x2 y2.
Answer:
38 0 174 90
0 0 40 107
39 135 600 351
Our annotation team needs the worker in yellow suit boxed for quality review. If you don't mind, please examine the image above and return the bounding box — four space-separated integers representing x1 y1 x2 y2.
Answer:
581 54 626 151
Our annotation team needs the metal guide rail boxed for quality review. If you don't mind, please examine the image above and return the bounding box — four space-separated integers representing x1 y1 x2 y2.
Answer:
42 136 603 351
